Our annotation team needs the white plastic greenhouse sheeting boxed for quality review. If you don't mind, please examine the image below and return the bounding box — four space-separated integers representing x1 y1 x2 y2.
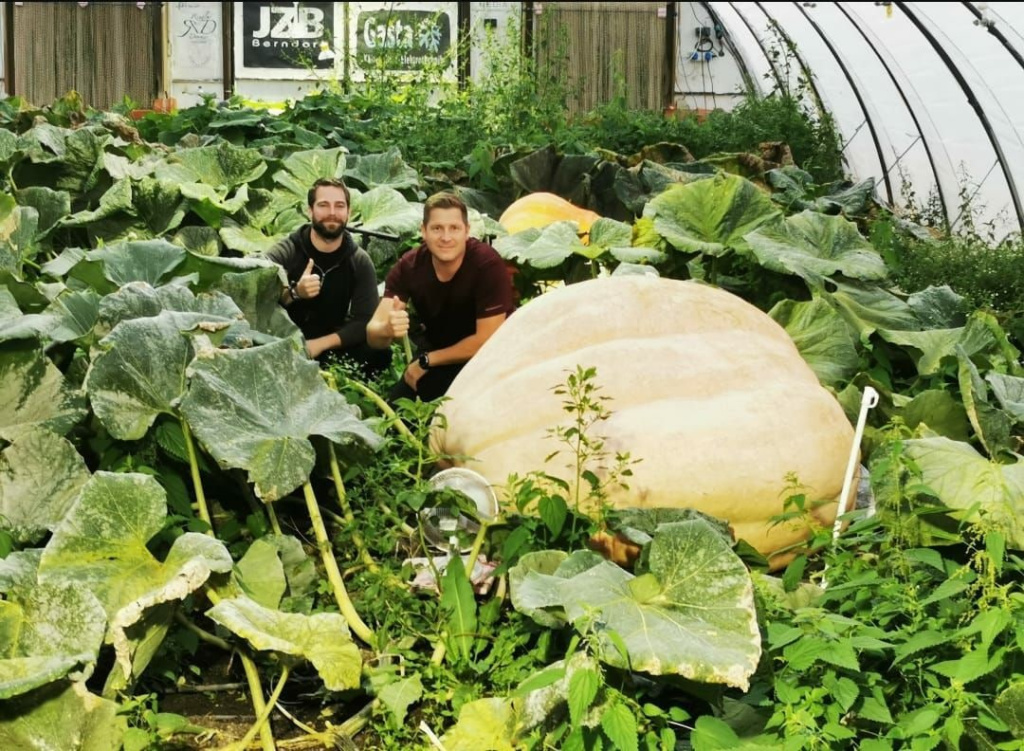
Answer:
705 2 1024 241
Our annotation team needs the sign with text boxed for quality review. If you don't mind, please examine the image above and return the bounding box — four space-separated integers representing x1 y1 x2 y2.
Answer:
349 2 457 79
170 2 222 81
239 2 336 73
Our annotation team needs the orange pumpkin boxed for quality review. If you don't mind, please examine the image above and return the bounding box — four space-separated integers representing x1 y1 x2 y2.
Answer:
498 193 602 239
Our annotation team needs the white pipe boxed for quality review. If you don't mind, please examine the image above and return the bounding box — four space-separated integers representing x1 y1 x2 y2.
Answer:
831 385 880 544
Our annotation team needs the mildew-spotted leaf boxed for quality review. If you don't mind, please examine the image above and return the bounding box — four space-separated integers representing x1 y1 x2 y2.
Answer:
0 582 106 699
511 519 760 689
0 426 90 544
0 343 85 438
84 314 193 441
180 337 381 501
0 680 125 751
206 596 361 691
37 472 232 682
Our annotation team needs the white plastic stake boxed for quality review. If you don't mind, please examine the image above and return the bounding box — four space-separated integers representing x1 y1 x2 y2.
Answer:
831 386 880 545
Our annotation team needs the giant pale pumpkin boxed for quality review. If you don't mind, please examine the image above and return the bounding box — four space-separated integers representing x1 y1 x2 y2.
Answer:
498 192 602 238
430 276 857 568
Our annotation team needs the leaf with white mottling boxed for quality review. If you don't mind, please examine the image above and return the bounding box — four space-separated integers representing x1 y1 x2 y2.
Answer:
206 596 361 691
0 550 42 593
0 344 86 437
0 426 91 544
0 681 126 751
37 472 232 681
0 582 106 698
511 520 760 689
181 338 381 501
84 314 193 441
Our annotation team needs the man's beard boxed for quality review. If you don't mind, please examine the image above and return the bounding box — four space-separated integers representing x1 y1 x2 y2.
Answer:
312 220 346 240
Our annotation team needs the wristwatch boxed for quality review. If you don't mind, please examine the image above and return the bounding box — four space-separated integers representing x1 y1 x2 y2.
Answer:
418 352 431 370
288 282 299 302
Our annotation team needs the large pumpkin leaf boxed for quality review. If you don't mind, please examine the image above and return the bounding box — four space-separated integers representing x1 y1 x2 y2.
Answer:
206 596 361 691
180 183 251 228
0 344 85 437
0 583 106 698
0 550 43 593
206 267 302 341
827 279 920 343
154 143 267 192
48 239 187 294
0 426 91 544
643 173 781 257
957 347 1014 459
0 681 125 751
493 222 598 269
349 186 422 236
440 697 517 751
768 297 860 388
907 285 967 329
43 289 102 345
59 178 133 227
87 178 188 243
746 210 887 285
220 189 304 255
84 314 194 441
881 311 1024 378
511 520 760 689
37 472 233 680
344 147 419 191
16 187 71 238
0 206 42 276
0 286 56 343
14 125 108 195
96 283 261 347
235 538 287 609
987 372 1024 423
898 390 970 442
272 147 347 200
613 160 709 214
180 338 381 501
903 437 1024 548
171 225 221 257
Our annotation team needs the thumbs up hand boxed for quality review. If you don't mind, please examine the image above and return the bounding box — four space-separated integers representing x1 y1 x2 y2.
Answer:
295 258 321 300
387 297 410 338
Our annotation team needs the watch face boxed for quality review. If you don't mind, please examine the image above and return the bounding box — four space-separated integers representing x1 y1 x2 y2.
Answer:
419 353 429 369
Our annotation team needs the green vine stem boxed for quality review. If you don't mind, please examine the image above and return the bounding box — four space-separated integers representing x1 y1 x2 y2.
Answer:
182 426 275 751
466 518 497 577
204 587 276 751
174 612 231 652
221 665 290 751
181 419 213 531
346 379 421 447
266 502 283 537
327 442 378 574
303 482 376 646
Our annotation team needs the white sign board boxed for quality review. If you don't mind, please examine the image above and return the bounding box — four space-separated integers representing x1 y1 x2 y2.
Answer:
170 2 223 81
347 2 458 82
468 2 521 83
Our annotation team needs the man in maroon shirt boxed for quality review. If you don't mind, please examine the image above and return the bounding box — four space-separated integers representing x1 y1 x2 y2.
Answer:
366 192 515 402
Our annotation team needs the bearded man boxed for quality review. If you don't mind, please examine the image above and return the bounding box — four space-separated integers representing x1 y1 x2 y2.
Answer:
265 178 390 377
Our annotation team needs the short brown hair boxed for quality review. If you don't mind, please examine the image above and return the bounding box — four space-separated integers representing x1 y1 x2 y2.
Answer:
308 178 351 207
422 192 468 226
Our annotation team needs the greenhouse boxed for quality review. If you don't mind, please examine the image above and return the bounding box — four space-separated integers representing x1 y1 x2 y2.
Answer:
0 2 1023 750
